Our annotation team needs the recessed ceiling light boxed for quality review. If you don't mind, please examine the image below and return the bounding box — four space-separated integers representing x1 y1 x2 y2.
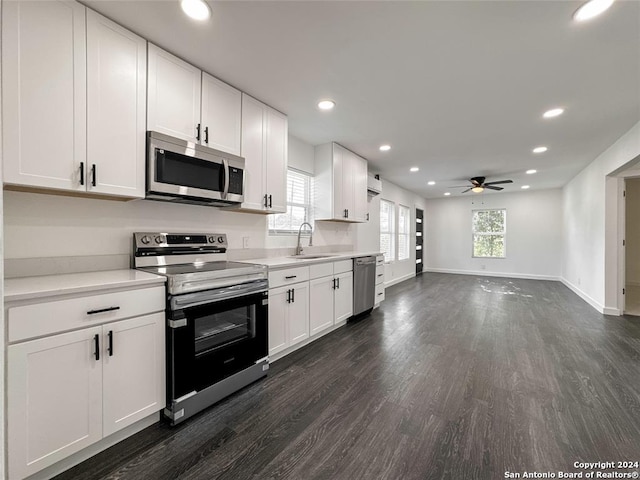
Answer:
573 0 615 22
444 192 451 196
180 0 211 20
521 185 530 189
410 167 419 172
318 100 335 111
533 146 548 154
428 181 436 186
526 169 537 174
379 144 391 152
543 108 564 118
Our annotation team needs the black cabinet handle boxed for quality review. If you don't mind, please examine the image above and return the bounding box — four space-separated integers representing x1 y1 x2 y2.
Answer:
91 164 97 187
204 126 209 143
377 274 384 277
79 162 85 186
337 277 340 289
264 194 268 208
333 278 337 289
87 306 120 315
108 330 113 356
269 194 273 208
291 288 295 303
367 213 369 221
94 334 100 361
196 123 201 141
346 209 349 218
285 275 297 280
286 289 291 303
377 292 383 296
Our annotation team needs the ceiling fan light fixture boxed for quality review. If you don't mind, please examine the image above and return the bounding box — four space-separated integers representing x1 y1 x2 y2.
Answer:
180 0 211 20
471 186 484 193
573 0 615 22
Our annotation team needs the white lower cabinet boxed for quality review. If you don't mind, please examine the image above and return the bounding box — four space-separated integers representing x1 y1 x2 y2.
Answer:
268 281 309 356
309 271 353 336
6 284 165 480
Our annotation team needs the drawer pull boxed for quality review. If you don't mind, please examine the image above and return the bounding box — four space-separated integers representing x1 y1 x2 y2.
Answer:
94 334 100 361
285 275 297 280
377 274 384 277
87 306 120 315
377 293 383 296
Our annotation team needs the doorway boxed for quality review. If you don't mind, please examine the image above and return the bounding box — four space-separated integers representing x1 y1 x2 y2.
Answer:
624 177 640 315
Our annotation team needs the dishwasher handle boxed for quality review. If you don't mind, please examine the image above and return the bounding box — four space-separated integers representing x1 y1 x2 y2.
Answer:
355 256 376 266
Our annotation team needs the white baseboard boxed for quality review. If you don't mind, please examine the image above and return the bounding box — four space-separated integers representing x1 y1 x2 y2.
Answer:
424 268 560 282
384 272 415 288
559 277 606 314
603 307 622 316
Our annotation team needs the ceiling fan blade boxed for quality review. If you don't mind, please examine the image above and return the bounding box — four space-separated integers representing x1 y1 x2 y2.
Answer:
484 185 504 191
461 188 472 193
449 185 472 188
484 180 513 186
470 176 485 186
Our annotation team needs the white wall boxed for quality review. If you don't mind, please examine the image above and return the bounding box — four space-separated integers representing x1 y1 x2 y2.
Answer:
356 178 427 287
288 134 314 174
562 121 640 313
425 189 563 280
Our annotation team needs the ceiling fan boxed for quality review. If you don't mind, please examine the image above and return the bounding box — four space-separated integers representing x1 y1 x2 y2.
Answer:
452 176 513 193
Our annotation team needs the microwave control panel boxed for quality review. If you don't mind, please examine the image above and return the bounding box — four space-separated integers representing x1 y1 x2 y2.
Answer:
228 167 243 195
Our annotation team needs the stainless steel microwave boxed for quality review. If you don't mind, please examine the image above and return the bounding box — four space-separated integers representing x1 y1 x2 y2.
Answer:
146 131 245 206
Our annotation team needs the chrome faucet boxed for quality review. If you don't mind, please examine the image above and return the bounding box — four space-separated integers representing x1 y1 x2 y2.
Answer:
295 222 313 256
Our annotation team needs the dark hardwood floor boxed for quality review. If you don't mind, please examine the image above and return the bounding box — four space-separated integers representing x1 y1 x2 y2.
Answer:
55 273 640 480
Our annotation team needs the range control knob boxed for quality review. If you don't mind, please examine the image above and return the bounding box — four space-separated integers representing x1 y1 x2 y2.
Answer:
140 235 151 245
155 236 164 244
217 236 225 244
208 236 215 243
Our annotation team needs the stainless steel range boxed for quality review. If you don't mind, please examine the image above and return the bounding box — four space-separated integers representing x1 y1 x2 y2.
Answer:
133 232 269 425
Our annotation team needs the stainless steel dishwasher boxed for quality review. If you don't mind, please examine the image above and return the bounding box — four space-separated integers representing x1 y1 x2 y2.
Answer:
353 256 377 316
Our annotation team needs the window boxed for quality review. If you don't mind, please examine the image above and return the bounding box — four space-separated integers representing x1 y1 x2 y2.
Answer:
398 205 410 260
268 169 313 234
472 209 506 258
380 199 395 262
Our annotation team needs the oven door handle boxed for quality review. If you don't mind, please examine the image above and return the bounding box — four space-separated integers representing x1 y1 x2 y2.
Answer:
222 158 230 200
169 280 268 310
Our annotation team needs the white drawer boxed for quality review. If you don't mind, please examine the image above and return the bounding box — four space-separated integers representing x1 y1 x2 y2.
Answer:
269 266 310 289
375 265 384 285
333 259 353 274
8 286 165 343
375 283 385 303
310 262 333 279
376 255 384 266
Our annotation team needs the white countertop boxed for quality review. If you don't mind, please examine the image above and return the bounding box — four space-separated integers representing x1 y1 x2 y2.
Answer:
4 269 166 303
244 251 382 269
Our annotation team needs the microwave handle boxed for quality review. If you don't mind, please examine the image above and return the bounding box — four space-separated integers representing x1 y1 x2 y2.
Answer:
222 158 230 199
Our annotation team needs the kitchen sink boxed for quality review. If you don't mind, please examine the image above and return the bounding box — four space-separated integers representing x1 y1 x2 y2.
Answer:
287 254 338 260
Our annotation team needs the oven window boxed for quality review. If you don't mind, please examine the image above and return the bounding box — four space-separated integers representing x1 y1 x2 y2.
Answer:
157 149 223 192
194 305 256 355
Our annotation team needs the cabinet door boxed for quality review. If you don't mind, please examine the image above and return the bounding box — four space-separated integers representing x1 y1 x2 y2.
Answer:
309 276 335 336
352 154 368 222
332 144 346 220
102 313 165 437
264 107 288 214
2 0 86 191
334 271 353 323
240 94 267 210
147 44 201 143
288 282 310 346
201 73 241 155
87 10 146 198
341 150 356 220
8 327 103 480
268 286 289 356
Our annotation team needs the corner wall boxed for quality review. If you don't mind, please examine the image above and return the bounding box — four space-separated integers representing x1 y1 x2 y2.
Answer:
424 189 563 280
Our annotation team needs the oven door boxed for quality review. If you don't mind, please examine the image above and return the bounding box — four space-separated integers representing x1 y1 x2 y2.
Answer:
168 289 268 402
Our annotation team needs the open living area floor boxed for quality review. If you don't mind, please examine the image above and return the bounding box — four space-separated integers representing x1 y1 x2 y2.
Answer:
55 273 640 480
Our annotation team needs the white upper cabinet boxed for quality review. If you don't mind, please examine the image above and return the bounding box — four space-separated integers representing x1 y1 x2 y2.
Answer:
2 1 146 198
87 10 146 198
237 93 288 213
2 0 87 191
201 73 242 155
147 44 242 156
314 143 368 222
147 44 201 143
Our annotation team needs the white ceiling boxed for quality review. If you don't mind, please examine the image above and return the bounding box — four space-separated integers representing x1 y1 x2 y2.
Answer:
85 0 640 199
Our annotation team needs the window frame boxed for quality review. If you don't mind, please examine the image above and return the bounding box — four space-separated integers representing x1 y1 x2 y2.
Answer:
268 168 314 236
380 199 396 263
471 208 507 259
398 204 411 261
